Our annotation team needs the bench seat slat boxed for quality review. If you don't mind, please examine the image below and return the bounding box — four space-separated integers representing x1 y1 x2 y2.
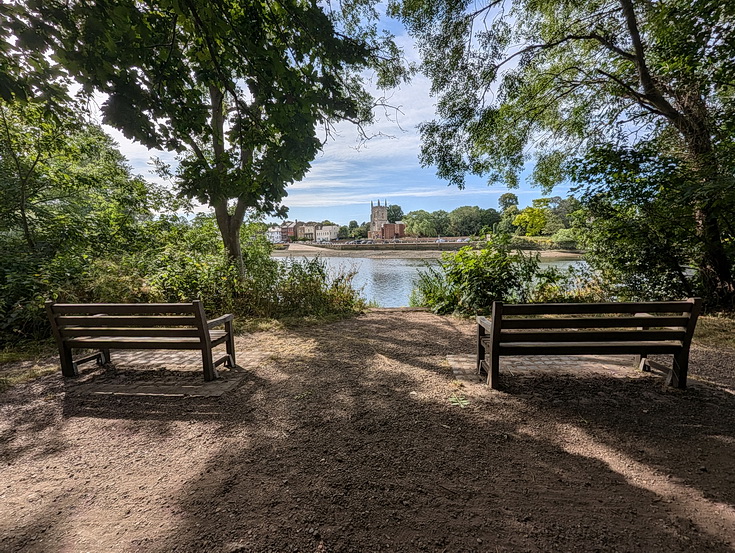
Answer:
57 316 198 327
60 327 202 338
497 341 683 356
51 303 198 314
503 301 693 316
497 329 687 343
502 316 690 329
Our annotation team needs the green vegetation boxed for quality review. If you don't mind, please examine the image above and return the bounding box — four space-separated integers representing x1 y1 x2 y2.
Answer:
410 236 569 314
0 104 367 349
3 0 406 277
394 0 735 310
387 205 404 224
403 206 500 237
1 0 405 352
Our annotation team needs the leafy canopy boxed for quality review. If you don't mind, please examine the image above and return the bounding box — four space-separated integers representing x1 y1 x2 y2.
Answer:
391 0 735 190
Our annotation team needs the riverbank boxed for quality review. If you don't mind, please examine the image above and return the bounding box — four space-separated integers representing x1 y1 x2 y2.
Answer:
272 242 584 260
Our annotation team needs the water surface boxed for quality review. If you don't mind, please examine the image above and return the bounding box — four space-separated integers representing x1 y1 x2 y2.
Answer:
278 255 582 307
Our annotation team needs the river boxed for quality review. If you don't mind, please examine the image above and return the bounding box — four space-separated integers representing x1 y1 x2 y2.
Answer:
276 254 583 307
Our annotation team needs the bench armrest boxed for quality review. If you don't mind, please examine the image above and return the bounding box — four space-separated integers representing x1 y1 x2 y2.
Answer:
476 316 493 332
207 313 234 329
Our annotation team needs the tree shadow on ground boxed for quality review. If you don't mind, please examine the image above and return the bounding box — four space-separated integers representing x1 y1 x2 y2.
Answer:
2 311 734 552
148 312 735 552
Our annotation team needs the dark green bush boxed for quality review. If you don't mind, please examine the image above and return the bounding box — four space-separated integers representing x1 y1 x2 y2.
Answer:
410 237 570 315
1 214 367 346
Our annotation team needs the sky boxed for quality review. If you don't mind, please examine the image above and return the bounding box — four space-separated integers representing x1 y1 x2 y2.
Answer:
103 20 569 227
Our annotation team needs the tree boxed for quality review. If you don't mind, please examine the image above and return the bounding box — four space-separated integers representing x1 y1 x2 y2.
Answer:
0 101 163 341
394 0 735 308
0 101 158 253
513 207 548 236
387 204 404 223
349 222 369 238
5 0 406 276
447 206 494 236
498 193 519 213
403 210 437 237
571 146 702 299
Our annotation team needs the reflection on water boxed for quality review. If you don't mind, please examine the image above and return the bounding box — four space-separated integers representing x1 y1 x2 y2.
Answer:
277 255 583 308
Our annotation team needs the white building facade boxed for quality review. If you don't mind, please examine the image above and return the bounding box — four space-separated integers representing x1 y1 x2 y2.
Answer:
266 225 283 243
315 225 340 242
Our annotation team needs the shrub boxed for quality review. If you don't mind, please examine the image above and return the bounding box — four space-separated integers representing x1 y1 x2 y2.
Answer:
0 215 367 347
410 237 568 315
550 228 579 250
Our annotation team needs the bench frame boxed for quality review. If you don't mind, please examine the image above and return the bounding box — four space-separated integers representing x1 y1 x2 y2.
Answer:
477 298 701 389
46 300 236 381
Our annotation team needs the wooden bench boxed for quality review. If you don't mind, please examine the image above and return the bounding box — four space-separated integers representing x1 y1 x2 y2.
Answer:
477 298 701 389
46 301 235 381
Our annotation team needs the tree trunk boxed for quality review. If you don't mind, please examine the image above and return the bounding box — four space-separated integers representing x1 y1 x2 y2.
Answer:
680 121 735 309
694 203 734 309
19 183 35 250
618 0 734 308
213 199 245 276
208 84 248 278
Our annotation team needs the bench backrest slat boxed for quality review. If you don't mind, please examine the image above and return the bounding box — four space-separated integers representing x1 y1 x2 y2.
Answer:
47 302 208 342
502 316 690 330
56 315 198 327
59 327 202 338
50 303 199 315
502 301 694 316
499 329 687 343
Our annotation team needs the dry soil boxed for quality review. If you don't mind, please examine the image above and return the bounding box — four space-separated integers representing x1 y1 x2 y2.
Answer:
1 310 735 552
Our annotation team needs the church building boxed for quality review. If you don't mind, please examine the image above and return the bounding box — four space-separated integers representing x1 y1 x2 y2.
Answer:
368 200 405 240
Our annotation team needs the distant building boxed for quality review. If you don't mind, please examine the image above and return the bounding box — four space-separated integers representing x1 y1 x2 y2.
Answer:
302 222 318 240
280 221 301 242
369 200 404 239
266 225 282 243
369 200 388 239
381 222 405 240
316 225 340 242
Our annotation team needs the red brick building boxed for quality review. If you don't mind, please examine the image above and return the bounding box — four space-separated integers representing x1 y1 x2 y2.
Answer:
381 223 405 239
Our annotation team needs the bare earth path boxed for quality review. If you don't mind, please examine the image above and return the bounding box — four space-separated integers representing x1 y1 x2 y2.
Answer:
1 310 735 552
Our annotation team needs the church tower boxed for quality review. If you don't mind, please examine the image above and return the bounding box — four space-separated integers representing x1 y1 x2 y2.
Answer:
369 200 388 239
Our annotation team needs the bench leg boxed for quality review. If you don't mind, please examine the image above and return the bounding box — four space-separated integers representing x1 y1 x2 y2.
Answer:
477 324 486 373
202 350 218 381
635 354 650 372
58 344 78 377
225 320 236 367
100 349 111 364
667 351 689 389
487 351 500 390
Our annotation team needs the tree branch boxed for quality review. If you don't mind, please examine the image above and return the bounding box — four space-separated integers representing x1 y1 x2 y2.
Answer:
618 0 683 124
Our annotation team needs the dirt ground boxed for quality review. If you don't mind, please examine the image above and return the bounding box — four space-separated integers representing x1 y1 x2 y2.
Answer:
2 309 735 552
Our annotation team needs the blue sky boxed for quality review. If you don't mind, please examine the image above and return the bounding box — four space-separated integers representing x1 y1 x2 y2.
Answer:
105 25 567 227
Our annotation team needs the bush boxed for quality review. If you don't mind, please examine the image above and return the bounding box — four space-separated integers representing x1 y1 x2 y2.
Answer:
550 228 579 250
410 237 568 314
0 215 367 347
